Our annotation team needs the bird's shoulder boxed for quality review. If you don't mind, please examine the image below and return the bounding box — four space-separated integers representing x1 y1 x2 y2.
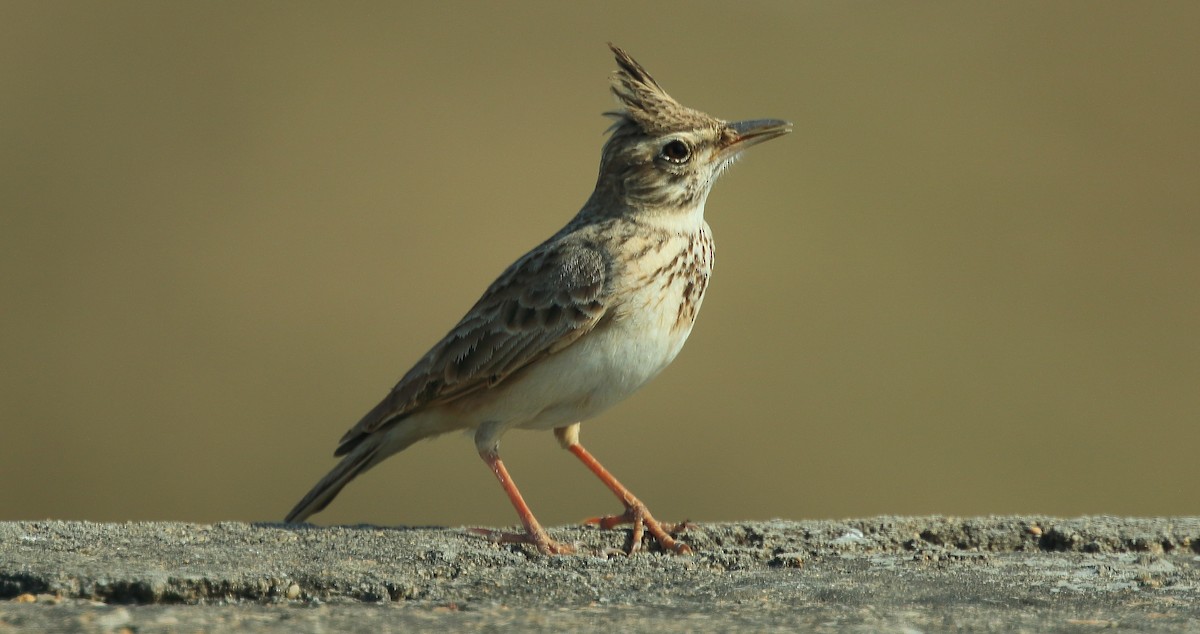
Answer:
334 224 618 453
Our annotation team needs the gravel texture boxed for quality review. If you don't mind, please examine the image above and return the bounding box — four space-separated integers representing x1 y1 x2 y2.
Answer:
2 517 1199 632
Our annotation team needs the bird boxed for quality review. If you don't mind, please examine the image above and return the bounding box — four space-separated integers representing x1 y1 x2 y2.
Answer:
284 44 790 555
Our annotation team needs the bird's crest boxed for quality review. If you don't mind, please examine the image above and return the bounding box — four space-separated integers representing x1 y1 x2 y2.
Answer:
607 44 714 134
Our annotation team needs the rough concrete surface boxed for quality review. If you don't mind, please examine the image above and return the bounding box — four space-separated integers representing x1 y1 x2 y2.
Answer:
1 517 1198 632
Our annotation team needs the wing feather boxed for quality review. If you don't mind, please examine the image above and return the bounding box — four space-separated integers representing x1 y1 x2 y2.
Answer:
335 239 609 455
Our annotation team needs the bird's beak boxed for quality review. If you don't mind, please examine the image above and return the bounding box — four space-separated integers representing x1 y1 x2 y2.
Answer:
722 119 792 156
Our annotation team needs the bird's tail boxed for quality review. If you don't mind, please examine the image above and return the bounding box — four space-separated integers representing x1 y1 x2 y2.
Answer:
284 432 402 523
285 443 376 523
285 402 456 524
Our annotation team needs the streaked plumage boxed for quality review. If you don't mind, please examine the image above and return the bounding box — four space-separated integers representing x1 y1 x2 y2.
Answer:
285 44 789 555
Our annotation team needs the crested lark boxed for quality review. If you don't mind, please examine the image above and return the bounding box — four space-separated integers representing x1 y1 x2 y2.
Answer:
285 45 790 555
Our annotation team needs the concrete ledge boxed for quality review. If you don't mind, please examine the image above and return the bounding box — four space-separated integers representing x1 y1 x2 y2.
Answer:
3 517 1198 631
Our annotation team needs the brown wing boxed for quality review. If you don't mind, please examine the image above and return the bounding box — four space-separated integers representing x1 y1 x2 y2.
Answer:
334 239 609 456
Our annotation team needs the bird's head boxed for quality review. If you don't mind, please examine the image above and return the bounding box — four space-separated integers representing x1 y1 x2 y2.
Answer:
591 44 791 220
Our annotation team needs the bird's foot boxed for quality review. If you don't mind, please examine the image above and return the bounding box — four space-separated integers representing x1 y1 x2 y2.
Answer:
468 527 576 555
585 502 693 555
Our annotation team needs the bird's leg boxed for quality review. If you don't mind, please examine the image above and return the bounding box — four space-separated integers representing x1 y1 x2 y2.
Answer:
555 424 692 555
471 449 575 555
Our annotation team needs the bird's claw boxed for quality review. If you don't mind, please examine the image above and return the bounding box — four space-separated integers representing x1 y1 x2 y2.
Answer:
584 503 693 554
467 527 576 555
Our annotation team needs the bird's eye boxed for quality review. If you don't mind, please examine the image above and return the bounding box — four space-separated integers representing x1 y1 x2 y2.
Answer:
660 139 691 164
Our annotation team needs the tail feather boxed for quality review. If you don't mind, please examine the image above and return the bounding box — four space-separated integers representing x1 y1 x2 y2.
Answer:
286 408 454 523
284 441 384 523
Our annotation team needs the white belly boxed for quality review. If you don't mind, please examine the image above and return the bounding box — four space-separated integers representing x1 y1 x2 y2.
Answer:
465 305 697 432
458 222 713 437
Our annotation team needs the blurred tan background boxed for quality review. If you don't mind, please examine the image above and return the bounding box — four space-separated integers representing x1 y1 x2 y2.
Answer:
2 1 1197 529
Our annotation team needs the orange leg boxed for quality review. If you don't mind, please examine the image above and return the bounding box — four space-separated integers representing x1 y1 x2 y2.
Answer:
555 425 692 554
472 449 574 555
